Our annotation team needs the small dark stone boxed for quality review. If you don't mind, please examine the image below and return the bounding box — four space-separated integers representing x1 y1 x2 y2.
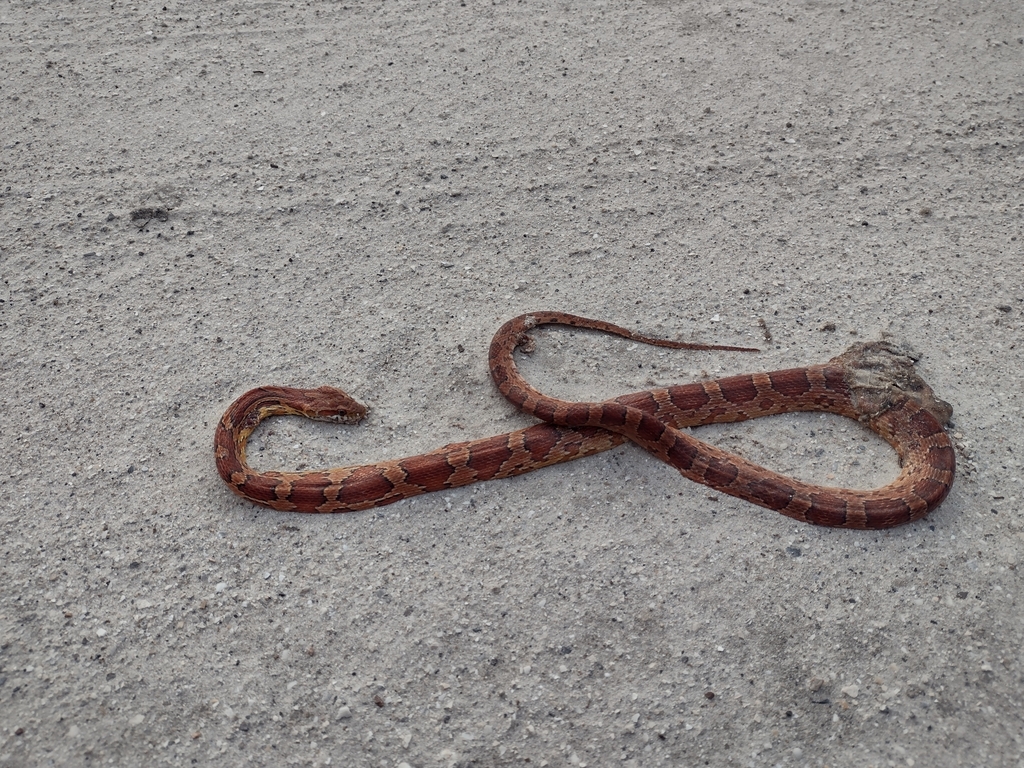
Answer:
130 207 169 222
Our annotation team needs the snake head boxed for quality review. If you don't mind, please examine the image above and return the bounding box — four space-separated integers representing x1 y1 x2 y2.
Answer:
300 386 368 424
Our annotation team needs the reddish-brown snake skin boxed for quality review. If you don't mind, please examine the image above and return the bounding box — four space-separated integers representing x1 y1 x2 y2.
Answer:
215 312 955 528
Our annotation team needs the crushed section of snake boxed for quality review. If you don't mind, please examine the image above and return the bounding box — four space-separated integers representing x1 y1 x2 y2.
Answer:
215 312 954 528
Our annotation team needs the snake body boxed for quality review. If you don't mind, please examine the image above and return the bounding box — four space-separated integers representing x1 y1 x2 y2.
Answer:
215 312 955 528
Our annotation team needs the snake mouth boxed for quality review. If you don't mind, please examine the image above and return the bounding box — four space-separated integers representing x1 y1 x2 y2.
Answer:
312 413 365 425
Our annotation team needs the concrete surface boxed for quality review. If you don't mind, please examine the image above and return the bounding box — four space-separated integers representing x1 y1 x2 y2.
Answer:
1 1 1022 766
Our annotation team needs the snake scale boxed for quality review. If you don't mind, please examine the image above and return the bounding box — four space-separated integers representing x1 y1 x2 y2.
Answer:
215 312 955 528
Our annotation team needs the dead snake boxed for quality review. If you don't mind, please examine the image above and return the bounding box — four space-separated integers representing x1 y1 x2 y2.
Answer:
215 312 954 528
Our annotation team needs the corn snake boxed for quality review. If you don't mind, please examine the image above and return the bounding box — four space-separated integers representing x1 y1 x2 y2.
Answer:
215 312 954 528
